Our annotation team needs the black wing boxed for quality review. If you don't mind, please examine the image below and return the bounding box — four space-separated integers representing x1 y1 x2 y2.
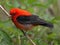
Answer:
16 15 53 28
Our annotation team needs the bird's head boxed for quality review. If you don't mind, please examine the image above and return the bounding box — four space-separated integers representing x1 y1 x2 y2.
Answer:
10 8 31 16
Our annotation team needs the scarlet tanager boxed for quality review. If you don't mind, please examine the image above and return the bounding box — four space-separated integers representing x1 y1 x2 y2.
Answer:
10 8 53 31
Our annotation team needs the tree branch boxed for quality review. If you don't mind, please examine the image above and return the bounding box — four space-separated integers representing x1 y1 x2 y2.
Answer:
0 5 11 17
21 30 36 45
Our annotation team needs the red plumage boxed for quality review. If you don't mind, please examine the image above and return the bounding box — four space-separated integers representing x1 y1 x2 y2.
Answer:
10 8 31 16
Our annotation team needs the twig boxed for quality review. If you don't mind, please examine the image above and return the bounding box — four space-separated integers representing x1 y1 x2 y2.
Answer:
0 5 36 45
48 7 54 16
21 30 36 45
0 5 11 17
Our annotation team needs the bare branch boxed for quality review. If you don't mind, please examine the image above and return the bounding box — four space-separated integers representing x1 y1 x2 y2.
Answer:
0 5 11 17
21 30 36 45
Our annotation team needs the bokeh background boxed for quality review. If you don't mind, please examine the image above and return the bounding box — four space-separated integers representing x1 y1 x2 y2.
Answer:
0 0 60 45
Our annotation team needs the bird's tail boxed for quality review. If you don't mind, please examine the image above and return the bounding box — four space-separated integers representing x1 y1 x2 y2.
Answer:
39 20 53 28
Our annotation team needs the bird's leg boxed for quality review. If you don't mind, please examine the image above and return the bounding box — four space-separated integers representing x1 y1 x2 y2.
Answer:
21 30 27 36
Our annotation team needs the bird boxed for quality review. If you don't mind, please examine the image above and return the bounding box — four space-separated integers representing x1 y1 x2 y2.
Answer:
10 8 53 31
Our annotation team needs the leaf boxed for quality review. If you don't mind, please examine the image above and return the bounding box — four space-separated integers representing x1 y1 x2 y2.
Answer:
0 29 14 45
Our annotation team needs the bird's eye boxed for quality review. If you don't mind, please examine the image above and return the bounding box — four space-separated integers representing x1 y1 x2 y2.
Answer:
10 10 16 16
13 11 16 15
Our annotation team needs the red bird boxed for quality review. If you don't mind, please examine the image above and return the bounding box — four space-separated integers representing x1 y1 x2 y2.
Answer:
10 8 53 31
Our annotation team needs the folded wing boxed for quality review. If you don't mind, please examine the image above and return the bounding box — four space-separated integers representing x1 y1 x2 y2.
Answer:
16 15 53 28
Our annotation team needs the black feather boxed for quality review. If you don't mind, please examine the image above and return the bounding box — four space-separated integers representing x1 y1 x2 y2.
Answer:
16 15 53 28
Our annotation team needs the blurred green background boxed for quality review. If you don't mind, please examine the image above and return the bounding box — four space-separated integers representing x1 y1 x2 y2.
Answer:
0 0 60 45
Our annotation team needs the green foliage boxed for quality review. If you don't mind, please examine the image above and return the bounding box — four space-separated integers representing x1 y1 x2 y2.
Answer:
0 0 60 45
0 29 14 45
